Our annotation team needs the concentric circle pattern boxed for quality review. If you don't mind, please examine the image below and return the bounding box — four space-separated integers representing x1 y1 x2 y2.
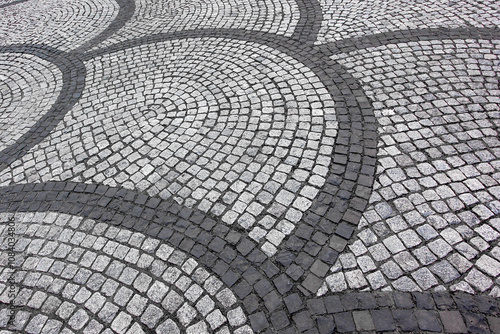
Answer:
316 0 500 44
0 0 119 51
1 0 500 332
0 53 63 152
0 38 337 257
322 40 500 295
0 212 252 333
92 0 300 50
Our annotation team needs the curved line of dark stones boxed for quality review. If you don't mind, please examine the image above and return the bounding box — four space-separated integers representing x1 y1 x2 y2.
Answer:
73 0 136 53
0 44 86 174
319 26 500 56
0 181 289 329
2 183 500 333
1 4 499 328
80 27 378 296
290 0 323 43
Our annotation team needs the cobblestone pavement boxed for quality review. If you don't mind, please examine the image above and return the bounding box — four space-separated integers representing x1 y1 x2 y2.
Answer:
0 0 499 333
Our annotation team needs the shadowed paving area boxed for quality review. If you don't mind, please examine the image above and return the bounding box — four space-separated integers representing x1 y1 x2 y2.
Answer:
0 0 499 332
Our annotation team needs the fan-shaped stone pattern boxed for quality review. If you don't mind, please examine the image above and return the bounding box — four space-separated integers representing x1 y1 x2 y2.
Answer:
93 0 299 49
320 39 500 295
0 212 253 333
316 0 500 44
0 38 337 257
0 53 63 152
0 0 119 51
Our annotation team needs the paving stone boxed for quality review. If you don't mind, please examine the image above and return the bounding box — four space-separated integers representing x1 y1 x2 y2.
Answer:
440 311 467 333
371 309 396 331
488 316 500 334
353 310 375 331
284 293 303 314
1 3 500 333
415 310 443 332
317 315 335 334
270 310 290 330
463 313 490 333
249 312 269 332
393 309 418 331
333 312 355 333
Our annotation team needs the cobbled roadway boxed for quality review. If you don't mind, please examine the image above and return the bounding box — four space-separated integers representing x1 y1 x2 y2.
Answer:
0 0 500 333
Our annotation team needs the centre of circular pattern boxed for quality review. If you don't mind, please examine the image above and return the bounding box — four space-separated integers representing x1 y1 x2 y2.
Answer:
0 38 338 257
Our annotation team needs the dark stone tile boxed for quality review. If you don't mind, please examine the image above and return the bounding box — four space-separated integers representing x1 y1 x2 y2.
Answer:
285 264 304 281
243 267 262 285
234 280 252 299
247 249 267 264
463 313 489 334
261 260 279 278
221 270 239 287
208 237 225 253
307 299 326 315
476 296 499 315
270 310 290 330
304 241 321 256
317 315 335 334
340 294 358 311
284 293 303 314
237 239 255 256
488 316 500 334
295 252 314 270
357 292 377 309
318 219 335 235
225 231 241 245
243 294 259 314
273 274 293 295
394 292 413 309
371 309 396 331
440 311 467 333
318 247 338 265
414 292 435 310
454 294 477 313
333 312 355 333
263 291 281 313
329 235 347 252
433 292 454 310
276 251 294 267
293 311 315 332
324 295 343 313
311 231 328 245
393 309 418 332
302 274 323 293
249 312 269 332
219 247 237 264
285 236 305 252
415 310 443 332
310 260 330 277
353 310 375 331
335 222 354 239
376 292 394 307
296 224 314 240
254 279 273 298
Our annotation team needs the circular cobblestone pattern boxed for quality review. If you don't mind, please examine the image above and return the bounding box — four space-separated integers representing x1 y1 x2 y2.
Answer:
0 0 500 333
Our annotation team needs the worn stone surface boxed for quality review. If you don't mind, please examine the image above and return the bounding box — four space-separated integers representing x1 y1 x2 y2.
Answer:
0 0 499 332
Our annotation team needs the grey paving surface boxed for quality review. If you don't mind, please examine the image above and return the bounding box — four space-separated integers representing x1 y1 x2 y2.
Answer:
0 0 499 332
